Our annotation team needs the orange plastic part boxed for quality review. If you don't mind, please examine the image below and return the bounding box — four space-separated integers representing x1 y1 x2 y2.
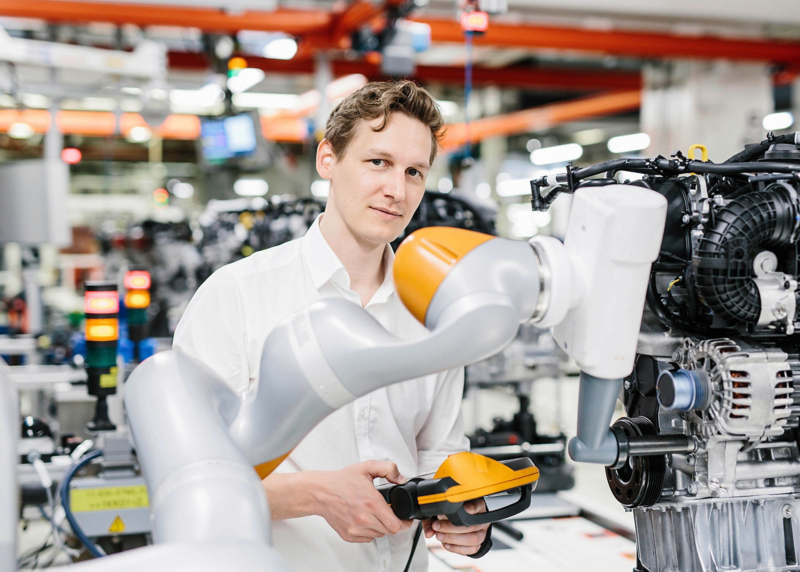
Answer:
254 452 292 480
393 227 493 325
418 451 540 506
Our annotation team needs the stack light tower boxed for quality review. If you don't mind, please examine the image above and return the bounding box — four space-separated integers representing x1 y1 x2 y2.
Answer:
124 270 151 363
83 281 120 432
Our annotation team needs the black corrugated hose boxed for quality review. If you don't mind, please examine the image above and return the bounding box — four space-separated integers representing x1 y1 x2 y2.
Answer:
694 183 797 325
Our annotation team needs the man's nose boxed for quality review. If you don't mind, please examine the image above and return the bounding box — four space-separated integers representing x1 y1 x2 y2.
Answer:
384 170 406 202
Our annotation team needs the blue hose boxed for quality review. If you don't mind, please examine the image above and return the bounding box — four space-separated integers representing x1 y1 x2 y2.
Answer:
60 449 105 558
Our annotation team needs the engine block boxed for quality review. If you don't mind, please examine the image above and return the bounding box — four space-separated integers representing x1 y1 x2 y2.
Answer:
528 134 800 572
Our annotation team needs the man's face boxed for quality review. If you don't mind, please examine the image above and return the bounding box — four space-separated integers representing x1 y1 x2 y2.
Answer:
318 113 432 246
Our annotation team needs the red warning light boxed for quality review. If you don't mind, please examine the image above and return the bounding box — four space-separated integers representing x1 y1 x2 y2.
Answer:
124 270 151 291
61 148 82 164
460 11 489 33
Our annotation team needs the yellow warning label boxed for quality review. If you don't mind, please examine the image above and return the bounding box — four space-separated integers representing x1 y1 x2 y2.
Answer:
99 367 118 389
108 515 126 534
70 485 149 513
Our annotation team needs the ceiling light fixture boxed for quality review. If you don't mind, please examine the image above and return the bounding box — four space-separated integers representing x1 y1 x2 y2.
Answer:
531 143 583 165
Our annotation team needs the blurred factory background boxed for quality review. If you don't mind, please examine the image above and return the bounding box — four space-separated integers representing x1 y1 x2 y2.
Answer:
2 0 800 570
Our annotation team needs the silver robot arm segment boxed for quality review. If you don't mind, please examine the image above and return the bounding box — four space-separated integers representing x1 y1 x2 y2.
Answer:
1 362 18 572
124 352 272 545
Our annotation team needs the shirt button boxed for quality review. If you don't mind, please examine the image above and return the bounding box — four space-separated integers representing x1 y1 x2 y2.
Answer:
382 561 388 569
360 409 367 419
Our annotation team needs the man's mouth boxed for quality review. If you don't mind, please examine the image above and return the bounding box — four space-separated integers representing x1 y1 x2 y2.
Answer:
371 207 402 217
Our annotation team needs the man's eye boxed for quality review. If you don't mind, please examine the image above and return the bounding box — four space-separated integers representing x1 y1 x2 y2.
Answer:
371 159 384 166
408 168 420 177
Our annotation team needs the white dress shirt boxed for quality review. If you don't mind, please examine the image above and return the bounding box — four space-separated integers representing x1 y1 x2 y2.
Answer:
173 216 469 572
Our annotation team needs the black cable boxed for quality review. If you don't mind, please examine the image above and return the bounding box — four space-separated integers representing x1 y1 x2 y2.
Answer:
724 133 797 163
403 523 423 572
17 540 53 569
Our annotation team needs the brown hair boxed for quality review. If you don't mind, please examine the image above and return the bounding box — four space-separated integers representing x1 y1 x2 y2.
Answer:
323 80 444 165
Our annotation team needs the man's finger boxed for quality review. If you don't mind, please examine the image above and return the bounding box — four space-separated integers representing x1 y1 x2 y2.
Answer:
463 499 487 514
422 518 436 538
363 460 407 485
443 543 482 555
432 520 488 534
435 529 487 548
372 501 413 535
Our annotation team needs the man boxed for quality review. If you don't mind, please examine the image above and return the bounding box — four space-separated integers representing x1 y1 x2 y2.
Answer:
173 80 490 572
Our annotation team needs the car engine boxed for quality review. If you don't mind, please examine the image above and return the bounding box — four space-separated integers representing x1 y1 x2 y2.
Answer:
529 133 800 572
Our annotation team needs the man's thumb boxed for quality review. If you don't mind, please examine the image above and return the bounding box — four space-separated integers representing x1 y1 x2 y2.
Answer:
365 460 407 484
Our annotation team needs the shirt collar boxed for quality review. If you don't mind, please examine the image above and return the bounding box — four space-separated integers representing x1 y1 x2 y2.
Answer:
301 215 396 304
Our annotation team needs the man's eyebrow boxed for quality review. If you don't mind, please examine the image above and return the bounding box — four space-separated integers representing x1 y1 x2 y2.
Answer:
366 148 394 158
366 148 429 170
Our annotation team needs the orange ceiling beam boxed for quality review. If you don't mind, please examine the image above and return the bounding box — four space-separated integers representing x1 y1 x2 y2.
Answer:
0 110 201 139
440 89 642 150
0 109 306 143
0 109 51 133
416 17 800 64
2 1 799 64
0 0 331 35
0 91 640 147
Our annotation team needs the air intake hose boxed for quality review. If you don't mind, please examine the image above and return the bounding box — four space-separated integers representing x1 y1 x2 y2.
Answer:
694 184 797 324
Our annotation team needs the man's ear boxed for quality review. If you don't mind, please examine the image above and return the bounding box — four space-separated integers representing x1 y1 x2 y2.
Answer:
316 139 335 180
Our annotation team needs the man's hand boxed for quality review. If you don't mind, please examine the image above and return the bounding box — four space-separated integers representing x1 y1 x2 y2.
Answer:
315 460 414 543
423 499 489 556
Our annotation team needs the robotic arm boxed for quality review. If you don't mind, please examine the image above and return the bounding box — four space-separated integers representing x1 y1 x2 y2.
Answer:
122 183 667 552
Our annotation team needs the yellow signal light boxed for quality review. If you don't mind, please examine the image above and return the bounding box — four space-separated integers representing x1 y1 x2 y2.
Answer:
86 319 119 342
125 291 151 310
228 57 247 71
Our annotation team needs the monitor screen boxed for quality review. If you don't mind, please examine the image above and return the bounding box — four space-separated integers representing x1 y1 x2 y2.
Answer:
200 114 259 162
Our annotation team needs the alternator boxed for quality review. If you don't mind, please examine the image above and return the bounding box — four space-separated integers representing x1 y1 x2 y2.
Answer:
673 339 794 441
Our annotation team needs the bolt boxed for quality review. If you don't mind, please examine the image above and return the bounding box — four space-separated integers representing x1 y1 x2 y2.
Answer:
686 454 696 466
784 504 794 519
672 350 682 362
624 379 633 391
681 214 691 225
773 302 788 320
687 482 699 496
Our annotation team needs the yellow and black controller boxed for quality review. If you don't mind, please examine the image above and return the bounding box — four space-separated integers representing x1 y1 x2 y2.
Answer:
377 452 540 526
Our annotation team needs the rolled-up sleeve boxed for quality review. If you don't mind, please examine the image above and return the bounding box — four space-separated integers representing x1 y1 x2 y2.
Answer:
415 367 470 475
172 269 250 394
